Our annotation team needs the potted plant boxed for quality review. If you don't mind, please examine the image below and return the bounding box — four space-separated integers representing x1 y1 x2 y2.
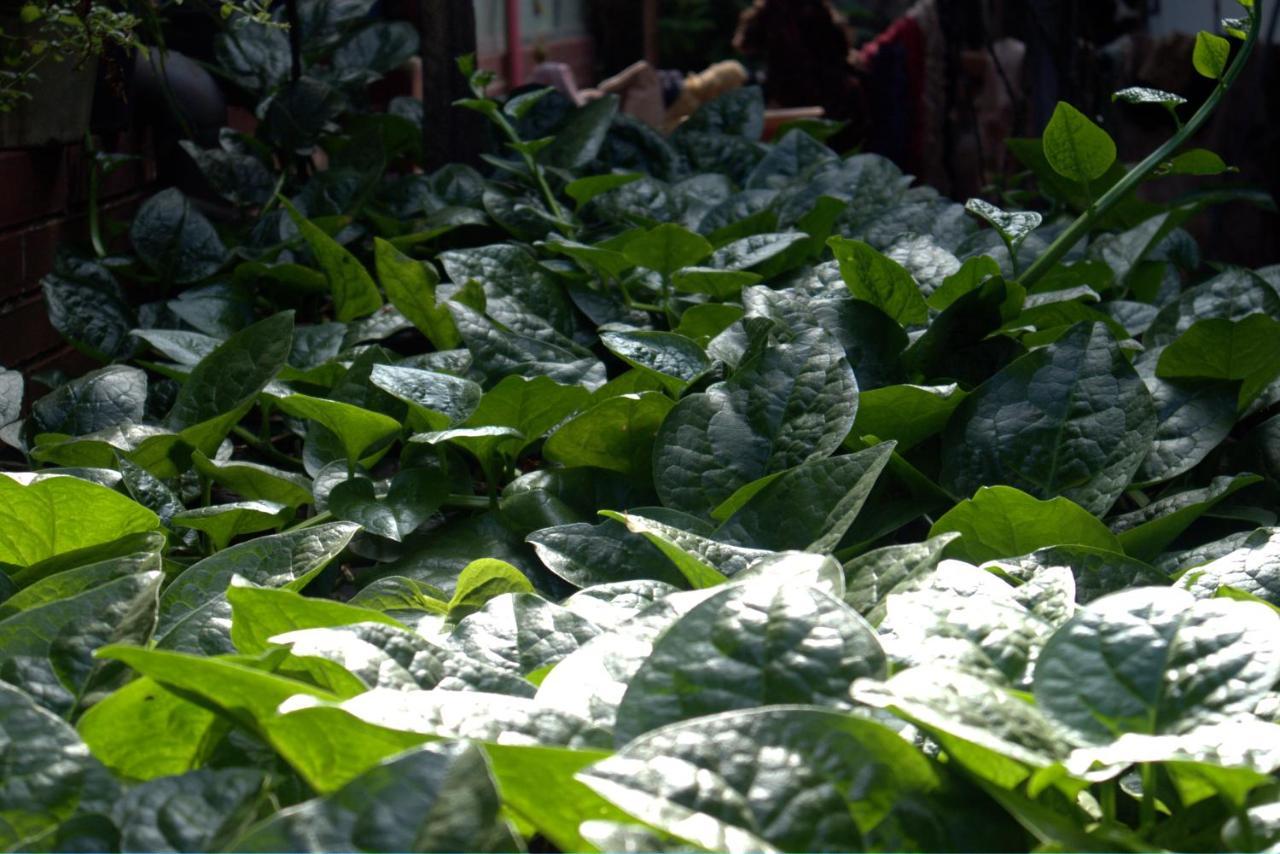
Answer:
0 0 141 146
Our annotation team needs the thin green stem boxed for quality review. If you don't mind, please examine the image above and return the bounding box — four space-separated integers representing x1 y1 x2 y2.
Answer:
1018 4 1263 289
86 135 107 259
286 510 333 531
1099 780 1117 823
1139 763 1157 831
230 425 306 470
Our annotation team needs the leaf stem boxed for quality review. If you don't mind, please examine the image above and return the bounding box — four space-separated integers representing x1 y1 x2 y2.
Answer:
1139 763 1157 831
230 425 306 471
1018 3 1262 288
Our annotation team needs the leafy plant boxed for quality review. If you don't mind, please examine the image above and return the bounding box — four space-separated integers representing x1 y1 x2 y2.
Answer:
3 1 1280 850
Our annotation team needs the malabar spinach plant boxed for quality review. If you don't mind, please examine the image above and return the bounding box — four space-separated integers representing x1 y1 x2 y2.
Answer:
3 2 1280 851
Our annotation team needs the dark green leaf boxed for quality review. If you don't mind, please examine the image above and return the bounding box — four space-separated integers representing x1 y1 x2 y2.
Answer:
940 323 1157 515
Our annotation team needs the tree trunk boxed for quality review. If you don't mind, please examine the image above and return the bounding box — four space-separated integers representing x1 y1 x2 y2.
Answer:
420 0 484 170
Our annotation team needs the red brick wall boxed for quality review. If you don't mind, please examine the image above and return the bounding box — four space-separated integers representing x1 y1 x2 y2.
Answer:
0 133 156 383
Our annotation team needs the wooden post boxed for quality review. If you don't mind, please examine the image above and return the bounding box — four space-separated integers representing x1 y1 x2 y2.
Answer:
420 0 484 170
643 0 660 66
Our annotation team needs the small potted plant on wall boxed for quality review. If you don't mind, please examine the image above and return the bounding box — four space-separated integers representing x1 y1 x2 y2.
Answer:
0 0 141 147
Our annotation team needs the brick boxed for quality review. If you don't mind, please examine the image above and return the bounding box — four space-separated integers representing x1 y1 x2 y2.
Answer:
0 291 64 367
0 148 72 230
0 230 23 293
19 346 96 387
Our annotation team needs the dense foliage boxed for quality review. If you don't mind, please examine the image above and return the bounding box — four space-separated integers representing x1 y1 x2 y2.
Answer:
2 3 1280 851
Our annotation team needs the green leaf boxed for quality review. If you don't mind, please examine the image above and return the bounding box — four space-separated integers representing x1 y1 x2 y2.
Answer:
1164 148 1231 177
965 198 1043 254
544 393 674 480
1179 528 1280 607
852 384 967 451
983 545 1169 605
30 364 147 436
930 486 1122 563
1157 314 1280 409
439 244 575 337
579 707 940 852
541 94 620 170
173 501 290 550
113 768 264 852
1112 474 1263 561
0 475 160 568
165 311 294 434
600 511 766 588
191 452 314 508
0 682 112 848
447 558 535 621
282 198 384 321
1193 31 1232 79
828 237 929 325
447 591 602 677
622 223 713 275
96 645 337 728
483 742 627 853
854 665 1072 789
276 394 402 465
842 534 957 620
76 677 226 781
527 520 691 590
565 172 644 209
940 323 1157 516
613 577 884 743
328 469 447 542
368 363 482 430
0 548 160 617
228 742 517 852
652 328 857 516
131 188 227 284
598 330 710 395
374 238 459 349
669 267 761 299
416 374 590 470
155 522 359 647
1034 587 1280 744
0 570 161 716
228 583 403 656
713 443 895 553
1112 86 1188 107
1042 102 1118 184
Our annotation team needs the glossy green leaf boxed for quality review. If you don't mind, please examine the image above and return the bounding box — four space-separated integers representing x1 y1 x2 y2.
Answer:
828 237 929 325
622 223 713 275
1193 31 1232 79
1157 314 1280 409
283 199 383 321
544 393 674 480
713 442 895 552
1034 587 1280 744
328 468 447 542
173 501 290 551
598 330 710 394
277 394 402 465
0 682 112 848
192 452 314 507
131 188 228 284
447 558 536 621
614 577 884 743
165 311 294 435
652 327 857 516
1042 102 1117 183
1112 474 1263 561
579 707 940 852
113 768 264 852
930 486 1121 563
229 742 516 852
374 238 459 349
0 475 160 568
941 322 1157 516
